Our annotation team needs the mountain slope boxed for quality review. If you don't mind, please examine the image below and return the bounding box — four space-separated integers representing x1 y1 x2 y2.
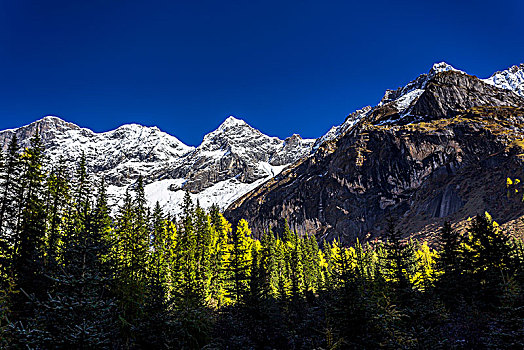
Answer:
3 61 524 236
0 115 314 215
226 65 524 243
483 63 524 97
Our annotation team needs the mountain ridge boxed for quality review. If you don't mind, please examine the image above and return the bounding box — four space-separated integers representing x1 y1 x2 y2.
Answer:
0 113 313 216
2 61 524 231
225 64 524 243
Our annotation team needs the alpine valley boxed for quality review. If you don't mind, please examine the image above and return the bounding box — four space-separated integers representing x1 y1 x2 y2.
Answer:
3 62 524 244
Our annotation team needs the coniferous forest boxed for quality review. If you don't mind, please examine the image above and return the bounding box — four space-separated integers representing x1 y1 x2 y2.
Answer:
1 133 524 349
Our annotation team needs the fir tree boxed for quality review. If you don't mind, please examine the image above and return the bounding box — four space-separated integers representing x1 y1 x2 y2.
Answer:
208 204 230 307
380 219 415 303
436 221 463 306
225 219 253 303
44 156 70 268
12 131 48 313
461 213 513 308
0 135 21 237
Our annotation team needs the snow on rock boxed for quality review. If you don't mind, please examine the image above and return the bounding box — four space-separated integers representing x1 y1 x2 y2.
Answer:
483 63 524 97
4 62 523 217
0 115 314 217
313 106 372 150
374 62 468 124
428 62 465 76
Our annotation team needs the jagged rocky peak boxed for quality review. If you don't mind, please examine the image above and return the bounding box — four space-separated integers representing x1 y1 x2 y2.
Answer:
428 61 464 76
378 61 464 107
180 115 315 193
199 115 275 152
218 115 249 130
283 133 303 144
30 115 83 133
483 63 524 97
371 61 524 125
313 106 373 151
39 115 78 126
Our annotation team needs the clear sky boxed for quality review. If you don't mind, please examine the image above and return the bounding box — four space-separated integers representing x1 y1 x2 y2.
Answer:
1 0 523 146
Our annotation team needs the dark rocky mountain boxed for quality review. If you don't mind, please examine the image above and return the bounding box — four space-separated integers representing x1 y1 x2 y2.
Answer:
3 62 524 243
226 67 524 244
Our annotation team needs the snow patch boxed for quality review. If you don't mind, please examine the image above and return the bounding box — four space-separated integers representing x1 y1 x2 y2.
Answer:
483 64 524 97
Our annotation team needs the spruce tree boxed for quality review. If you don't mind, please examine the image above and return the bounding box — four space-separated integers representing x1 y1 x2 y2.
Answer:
12 131 48 313
208 204 230 307
194 203 213 301
259 230 278 299
32 177 117 349
380 219 415 303
225 219 253 303
177 191 202 304
0 135 21 237
461 213 513 308
44 156 70 268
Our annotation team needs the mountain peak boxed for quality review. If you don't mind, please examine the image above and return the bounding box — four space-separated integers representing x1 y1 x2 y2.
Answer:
218 116 248 130
40 115 65 122
428 62 465 76
483 63 524 97
29 115 83 133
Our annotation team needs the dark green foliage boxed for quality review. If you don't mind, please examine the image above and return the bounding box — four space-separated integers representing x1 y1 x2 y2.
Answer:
2 137 524 349
11 132 49 318
462 213 514 308
380 219 416 302
224 219 252 303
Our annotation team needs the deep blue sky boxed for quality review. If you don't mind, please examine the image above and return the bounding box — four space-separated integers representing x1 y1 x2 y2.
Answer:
1 0 523 146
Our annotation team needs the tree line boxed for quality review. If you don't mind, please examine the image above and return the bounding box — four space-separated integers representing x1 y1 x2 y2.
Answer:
0 132 523 349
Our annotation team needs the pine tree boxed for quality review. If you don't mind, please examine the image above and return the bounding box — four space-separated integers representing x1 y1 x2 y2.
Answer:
44 156 70 268
0 135 21 237
208 204 230 307
461 213 513 308
12 131 48 313
436 221 463 305
380 219 415 302
225 219 253 303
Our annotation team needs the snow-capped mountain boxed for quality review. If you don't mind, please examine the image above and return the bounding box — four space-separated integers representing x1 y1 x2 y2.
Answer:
226 63 524 244
335 61 524 127
483 63 524 97
312 106 372 150
311 62 470 148
2 61 523 218
372 62 468 124
0 115 313 215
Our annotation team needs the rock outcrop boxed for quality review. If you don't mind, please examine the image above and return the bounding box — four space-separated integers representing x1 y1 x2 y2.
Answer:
226 67 524 244
0 116 314 215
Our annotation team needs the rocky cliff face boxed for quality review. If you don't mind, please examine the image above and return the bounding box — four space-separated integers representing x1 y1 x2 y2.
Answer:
3 62 524 241
226 66 524 244
0 116 314 215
